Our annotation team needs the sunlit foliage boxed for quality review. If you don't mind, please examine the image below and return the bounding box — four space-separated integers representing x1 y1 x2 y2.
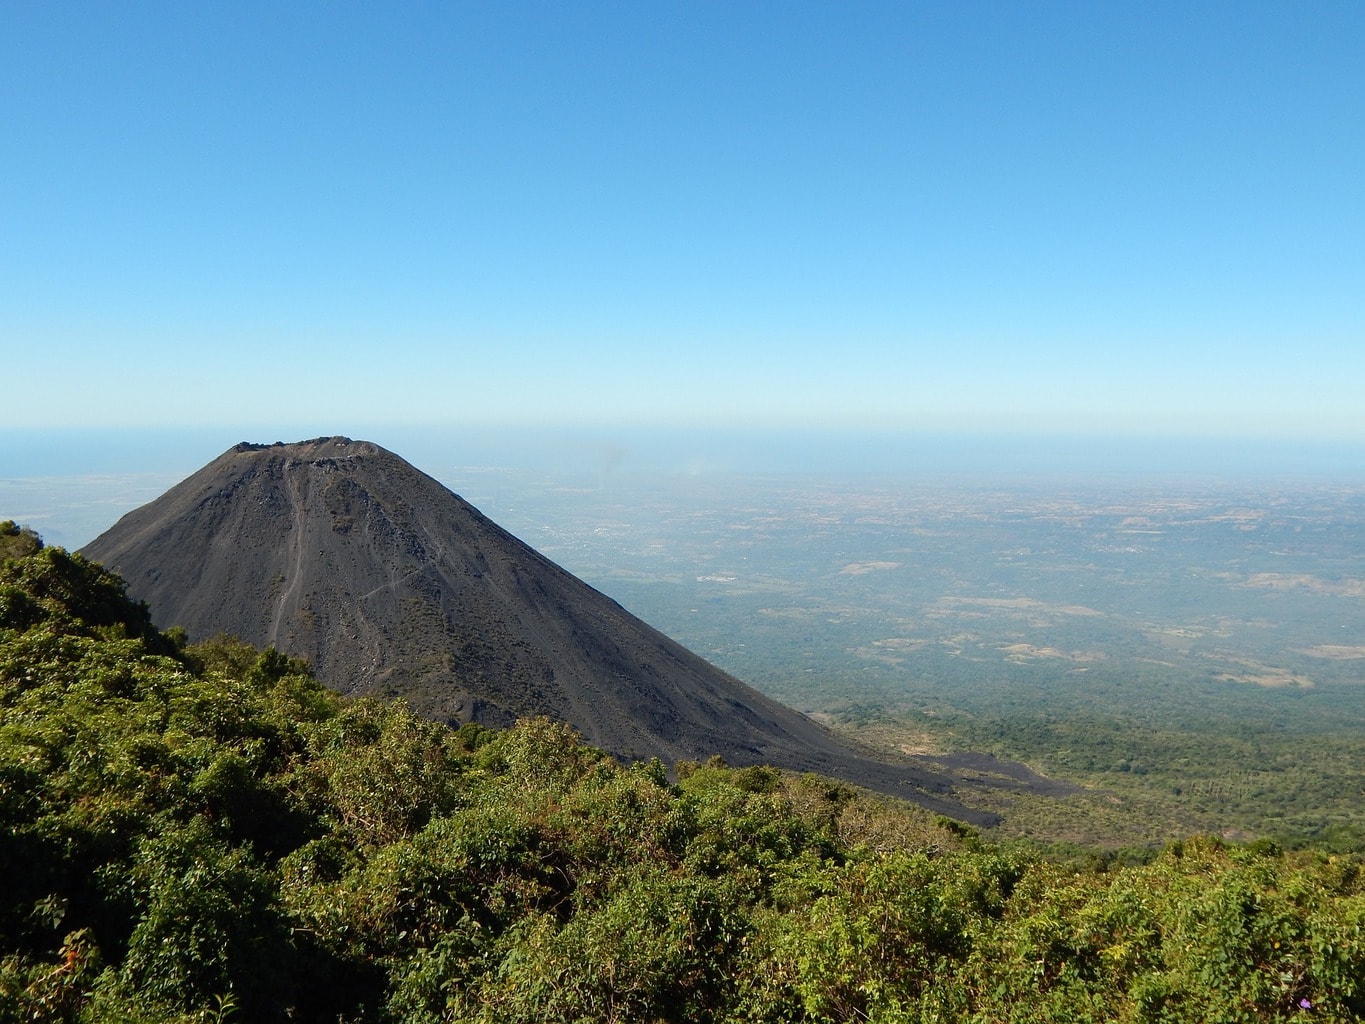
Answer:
2 531 1363 1022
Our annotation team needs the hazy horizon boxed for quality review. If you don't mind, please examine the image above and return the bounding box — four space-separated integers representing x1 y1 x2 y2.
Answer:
5 425 1363 552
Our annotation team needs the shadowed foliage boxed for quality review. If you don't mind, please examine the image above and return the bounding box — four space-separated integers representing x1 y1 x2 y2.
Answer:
3 533 1363 1022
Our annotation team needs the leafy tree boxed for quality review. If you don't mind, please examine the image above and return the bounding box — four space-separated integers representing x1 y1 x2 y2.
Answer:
0 521 41 561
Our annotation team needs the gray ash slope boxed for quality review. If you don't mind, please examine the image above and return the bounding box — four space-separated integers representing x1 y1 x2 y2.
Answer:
83 437 1066 821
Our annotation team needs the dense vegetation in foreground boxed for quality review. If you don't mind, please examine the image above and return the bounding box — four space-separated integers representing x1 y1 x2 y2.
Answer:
3 523 1364 1023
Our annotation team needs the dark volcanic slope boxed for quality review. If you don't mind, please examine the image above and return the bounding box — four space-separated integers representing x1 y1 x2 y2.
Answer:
83 437 1045 820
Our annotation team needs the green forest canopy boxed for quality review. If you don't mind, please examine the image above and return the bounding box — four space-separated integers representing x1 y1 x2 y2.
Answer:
2 521 1363 1023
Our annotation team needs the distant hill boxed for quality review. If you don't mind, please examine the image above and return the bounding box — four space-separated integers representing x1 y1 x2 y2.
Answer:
81 437 1063 818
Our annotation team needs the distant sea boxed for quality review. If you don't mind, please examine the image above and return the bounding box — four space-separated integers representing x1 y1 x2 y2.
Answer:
3 425 1363 550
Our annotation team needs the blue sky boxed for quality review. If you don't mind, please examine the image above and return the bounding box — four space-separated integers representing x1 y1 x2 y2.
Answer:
3 1 1362 441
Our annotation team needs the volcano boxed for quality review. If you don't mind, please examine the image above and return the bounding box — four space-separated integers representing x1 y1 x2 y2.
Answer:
82 437 1061 820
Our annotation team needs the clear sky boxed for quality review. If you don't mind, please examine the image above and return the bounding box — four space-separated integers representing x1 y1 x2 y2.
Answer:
3 1 1362 441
